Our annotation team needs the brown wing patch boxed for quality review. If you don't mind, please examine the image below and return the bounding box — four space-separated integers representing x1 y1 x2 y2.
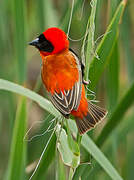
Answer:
41 50 82 116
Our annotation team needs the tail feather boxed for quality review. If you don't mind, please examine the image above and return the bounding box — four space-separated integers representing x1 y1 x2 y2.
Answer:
75 101 107 135
89 102 106 121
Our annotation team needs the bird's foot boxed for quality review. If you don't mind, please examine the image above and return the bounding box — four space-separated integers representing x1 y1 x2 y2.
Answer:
83 79 91 85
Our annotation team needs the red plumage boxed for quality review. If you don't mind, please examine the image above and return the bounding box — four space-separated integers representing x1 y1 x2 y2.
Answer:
29 27 107 134
42 27 69 56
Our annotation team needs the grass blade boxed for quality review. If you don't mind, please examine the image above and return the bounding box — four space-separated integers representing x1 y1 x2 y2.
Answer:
108 0 120 21
31 133 56 180
0 79 60 118
106 0 120 111
117 115 134 142
56 125 74 167
73 1 126 177
0 79 128 180
84 0 98 81
82 134 123 180
68 120 123 180
7 97 27 180
72 163 91 180
88 0 126 90
121 5 134 83
60 0 83 32
106 35 119 169
13 0 26 84
28 127 56 180
36 0 45 32
96 81 134 147
126 140 134 180
58 157 66 180
107 39 119 112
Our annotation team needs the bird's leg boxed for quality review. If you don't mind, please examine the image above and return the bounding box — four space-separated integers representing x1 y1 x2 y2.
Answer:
83 79 91 85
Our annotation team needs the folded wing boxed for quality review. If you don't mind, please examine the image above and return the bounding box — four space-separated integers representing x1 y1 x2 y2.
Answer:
49 50 82 117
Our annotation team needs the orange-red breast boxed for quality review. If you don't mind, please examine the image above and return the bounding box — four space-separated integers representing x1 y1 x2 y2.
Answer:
29 27 107 134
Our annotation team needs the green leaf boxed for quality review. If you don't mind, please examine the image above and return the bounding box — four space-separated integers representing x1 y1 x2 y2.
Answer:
107 39 119 112
126 139 134 180
31 133 56 180
0 79 126 180
66 119 80 156
108 0 120 21
81 134 123 180
7 97 27 180
79 113 134 180
72 163 91 180
36 0 45 31
117 115 134 142
84 0 98 81
106 39 119 168
58 157 66 180
97 81 134 147
27 113 55 164
56 124 80 168
0 79 60 118
56 125 74 166
88 0 126 90
121 5 134 83
13 0 27 84
73 1 126 178
68 120 123 180
60 0 83 32
106 0 120 112
27 126 56 180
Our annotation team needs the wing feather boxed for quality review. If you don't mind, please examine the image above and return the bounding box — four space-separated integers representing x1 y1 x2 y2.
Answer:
49 50 82 117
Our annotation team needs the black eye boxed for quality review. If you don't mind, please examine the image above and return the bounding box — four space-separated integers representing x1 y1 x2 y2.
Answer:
38 34 54 52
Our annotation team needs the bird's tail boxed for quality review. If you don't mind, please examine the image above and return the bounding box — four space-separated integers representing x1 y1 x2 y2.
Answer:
75 101 107 135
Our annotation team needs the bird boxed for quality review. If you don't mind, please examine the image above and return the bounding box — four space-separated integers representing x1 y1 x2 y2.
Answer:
29 27 107 135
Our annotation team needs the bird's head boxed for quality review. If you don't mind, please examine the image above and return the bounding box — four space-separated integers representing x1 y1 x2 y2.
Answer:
29 27 69 56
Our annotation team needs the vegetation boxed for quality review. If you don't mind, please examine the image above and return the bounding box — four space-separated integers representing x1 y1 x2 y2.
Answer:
0 0 134 180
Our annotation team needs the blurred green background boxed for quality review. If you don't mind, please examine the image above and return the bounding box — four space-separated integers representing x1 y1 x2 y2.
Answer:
0 0 134 180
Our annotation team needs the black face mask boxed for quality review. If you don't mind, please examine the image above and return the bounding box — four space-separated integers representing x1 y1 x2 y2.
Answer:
29 34 54 52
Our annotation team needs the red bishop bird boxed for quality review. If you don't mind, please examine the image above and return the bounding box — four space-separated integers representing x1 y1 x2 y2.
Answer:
29 27 107 134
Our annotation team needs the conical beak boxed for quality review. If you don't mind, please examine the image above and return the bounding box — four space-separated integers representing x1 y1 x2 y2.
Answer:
29 38 39 47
